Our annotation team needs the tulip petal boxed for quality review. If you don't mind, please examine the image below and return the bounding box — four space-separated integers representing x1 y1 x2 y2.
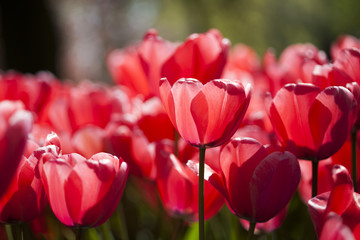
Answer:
42 160 73 226
171 78 203 145
250 151 300 222
220 138 267 219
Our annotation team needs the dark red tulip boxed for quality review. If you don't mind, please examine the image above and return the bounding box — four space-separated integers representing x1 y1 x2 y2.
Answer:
308 165 360 239
0 100 33 198
159 77 251 148
40 152 129 227
188 138 300 222
266 83 357 160
162 29 230 85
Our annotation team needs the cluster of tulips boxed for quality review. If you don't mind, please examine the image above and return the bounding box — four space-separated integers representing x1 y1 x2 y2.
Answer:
1 28 360 239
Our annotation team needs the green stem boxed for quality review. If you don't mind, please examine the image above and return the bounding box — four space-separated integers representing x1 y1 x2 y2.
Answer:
75 227 84 240
199 146 206 240
5 225 14 240
351 128 358 191
118 203 129 240
248 221 256 240
171 218 185 240
100 221 112 240
312 160 319 197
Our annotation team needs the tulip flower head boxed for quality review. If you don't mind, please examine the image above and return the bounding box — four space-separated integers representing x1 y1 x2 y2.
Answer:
161 29 230 85
188 138 300 223
40 152 129 227
308 165 360 239
266 83 358 160
159 77 251 148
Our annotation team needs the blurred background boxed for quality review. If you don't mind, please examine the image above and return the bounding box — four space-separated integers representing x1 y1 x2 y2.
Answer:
0 0 359 83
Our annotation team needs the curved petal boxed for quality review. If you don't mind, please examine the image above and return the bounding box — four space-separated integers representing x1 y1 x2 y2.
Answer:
42 159 73 226
171 78 203 146
219 138 267 219
250 151 300 222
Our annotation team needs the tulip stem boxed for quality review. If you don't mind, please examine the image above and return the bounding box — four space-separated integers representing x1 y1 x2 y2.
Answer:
5 225 14 240
312 159 319 197
248 221 256 240
75 227 83 240
351 127 357 191
199 146 206 240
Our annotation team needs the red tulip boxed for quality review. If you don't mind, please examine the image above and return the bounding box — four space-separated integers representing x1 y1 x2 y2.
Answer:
188 138 300 222
159 77 251 148
331 35 360 60
224 44 261 74
333 48 360 84
308 165 360 239
319 213 356 240
156 146 223 221
136 97 175 142
263 44 328 94
107 29 176 98
71 125 105 159
0 143 47 223
0 71 57 116
162 29 230 85
0 100 33 198
266 83 357 160
298 159 333 202
40 152 129 227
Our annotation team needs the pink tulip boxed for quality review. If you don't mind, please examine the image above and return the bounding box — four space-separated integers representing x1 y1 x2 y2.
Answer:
159 77 251 148
40 152 129 227
266 83 357 160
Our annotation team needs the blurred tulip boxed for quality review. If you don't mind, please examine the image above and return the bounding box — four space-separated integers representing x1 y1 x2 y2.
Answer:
0 71 57 117
319 213 355 240
0 100 33 198
162 29 230 85
298 159 333 202
188 138 300 223
159 77 251 148
156 146 223 221
333 48 360 84
266 83 357 160
308 165 360 239
0 148 46 223
331 35 360 60
263 44 328 94
239 208 287 234
107 29 176 98
136 97 174 142
40 152 129 227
